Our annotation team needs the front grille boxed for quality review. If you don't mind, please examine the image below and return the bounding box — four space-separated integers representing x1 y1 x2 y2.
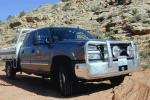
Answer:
110 43 133 60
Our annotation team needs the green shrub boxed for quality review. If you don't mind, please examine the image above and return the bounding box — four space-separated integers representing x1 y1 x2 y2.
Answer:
39 5 42 8
140 46 150 59
90 6 100 12
135 14 142 21
42 15 48 20
132 9 139 15
146 9 150 13
105 31 115 37
123 9 129 13
142 65 150 71
108 13 117 19
19 11 25 17
148 13 150 18
7 15 13 21
96 16 106 22
131 14 143 23
0 60 5 66
62 4 70 11
0 20 2 26
6 34 18 44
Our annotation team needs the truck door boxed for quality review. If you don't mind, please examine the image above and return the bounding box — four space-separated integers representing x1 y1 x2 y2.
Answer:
31 29 51 73
20 32 33 70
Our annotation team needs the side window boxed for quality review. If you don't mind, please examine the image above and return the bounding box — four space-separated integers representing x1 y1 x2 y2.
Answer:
25 31 36 47
33 29 50 45
22 33 30 47
76 32 89 39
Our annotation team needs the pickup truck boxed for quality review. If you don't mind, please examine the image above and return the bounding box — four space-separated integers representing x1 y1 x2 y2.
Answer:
0 27 141 96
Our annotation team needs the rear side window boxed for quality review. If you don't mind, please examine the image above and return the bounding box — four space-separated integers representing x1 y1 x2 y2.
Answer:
22 33 30 47
33 29 50 45
25 31 36 47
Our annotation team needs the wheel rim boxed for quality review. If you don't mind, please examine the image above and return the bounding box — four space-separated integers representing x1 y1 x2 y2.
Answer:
59 72 63 90
7 65 11 77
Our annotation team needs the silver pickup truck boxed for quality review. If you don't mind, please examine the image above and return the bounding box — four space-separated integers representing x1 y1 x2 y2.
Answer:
0 27 141 96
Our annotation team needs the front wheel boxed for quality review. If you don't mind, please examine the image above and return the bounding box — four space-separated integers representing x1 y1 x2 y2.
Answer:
6 62 16 79
59 66 73 96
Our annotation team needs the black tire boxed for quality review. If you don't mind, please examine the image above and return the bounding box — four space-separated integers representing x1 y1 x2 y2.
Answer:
59 66 73 96
109 75 125 86
6 62 16 79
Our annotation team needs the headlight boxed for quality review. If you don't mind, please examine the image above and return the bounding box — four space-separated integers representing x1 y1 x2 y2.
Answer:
88 53 100 60
127 45 134 57
113 46 121 58
88 45 98 51
87 45 101 60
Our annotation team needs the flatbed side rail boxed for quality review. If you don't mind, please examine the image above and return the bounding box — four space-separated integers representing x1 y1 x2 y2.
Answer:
0 29 36 69
16 29 36 60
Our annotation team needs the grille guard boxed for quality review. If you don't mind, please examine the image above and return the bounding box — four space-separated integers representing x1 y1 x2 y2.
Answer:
84 40 139 68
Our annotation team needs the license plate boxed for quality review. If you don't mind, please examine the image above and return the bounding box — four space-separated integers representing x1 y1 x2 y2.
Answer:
119 65 128 71
118 57 127 66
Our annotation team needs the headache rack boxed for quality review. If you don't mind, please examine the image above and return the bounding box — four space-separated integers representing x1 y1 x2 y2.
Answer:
0 29 35 68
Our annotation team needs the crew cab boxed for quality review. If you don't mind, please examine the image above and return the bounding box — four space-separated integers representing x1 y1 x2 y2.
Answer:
0 27 141 96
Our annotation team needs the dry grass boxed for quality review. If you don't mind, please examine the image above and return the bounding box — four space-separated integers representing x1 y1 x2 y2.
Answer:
0 60 5 66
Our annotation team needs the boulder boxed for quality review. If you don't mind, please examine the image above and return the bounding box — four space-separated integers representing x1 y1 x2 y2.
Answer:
65 18 77 24
126 23 150 35
33 17 41 22
26 17 34 22
26 17 41 23
9 22 22 28
110 0 115 3
143 18 150 23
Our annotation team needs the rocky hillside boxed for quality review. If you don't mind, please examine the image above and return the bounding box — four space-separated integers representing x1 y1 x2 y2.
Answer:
0 0 149 65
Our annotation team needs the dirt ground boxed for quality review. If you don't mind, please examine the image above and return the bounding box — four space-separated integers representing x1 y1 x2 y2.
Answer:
0 65 150 100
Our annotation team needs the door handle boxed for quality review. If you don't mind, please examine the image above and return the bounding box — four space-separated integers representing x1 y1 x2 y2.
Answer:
21 51 24 54
31 50 35 53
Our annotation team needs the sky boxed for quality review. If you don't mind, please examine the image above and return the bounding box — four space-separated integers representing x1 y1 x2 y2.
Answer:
0 0 60 22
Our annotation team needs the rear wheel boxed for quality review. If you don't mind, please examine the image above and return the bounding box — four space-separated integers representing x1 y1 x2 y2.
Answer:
6 62 16 79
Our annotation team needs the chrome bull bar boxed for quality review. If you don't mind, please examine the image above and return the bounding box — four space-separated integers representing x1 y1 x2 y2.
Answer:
85 40 139 68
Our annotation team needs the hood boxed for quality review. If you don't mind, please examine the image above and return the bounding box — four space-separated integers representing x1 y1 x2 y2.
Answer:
55 39 123 45
55 39 89 45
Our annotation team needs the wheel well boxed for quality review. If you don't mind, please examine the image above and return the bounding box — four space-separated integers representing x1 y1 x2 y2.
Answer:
51 55 71 67
51 56 72 75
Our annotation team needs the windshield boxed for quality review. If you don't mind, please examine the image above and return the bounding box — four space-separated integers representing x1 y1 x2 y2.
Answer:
49 28 94 42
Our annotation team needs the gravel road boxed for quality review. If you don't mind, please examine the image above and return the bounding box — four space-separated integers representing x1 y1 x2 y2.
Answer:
0 65 150 100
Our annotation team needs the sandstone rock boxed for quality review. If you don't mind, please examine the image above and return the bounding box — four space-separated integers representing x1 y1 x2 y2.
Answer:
110 0 115 3
93 8 109 15
99 28 106 32
143 18 150 23
26 17 34 22
33 17 41 22
106 16 123 28
127 24 150 35
109 35 119 39
122 13 133 19
9 22 22 28
26 17 41 23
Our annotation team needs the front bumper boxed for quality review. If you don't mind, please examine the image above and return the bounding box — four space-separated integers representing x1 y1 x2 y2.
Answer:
75 59 141 80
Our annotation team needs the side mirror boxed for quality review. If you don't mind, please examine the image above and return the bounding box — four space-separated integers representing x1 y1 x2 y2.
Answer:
45 39 50 44
96 36 101 39
33 35 49 45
